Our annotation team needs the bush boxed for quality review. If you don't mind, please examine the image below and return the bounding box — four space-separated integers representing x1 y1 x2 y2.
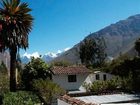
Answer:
0 73 9 96
51 61 71 67
106 77 119 91
83 76 132 93
2 91 40 105
33 79 65 105
21 58 52 90
90 81 106 93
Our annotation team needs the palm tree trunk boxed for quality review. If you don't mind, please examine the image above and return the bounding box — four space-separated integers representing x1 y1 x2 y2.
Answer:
10 47 17 92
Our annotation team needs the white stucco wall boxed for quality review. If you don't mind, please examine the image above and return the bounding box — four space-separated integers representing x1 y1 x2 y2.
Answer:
52 71 114 91
57 99 70 105
84 72 114 84
52 73 89 90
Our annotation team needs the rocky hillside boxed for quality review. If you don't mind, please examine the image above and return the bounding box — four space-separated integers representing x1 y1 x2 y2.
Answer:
53 14 140 64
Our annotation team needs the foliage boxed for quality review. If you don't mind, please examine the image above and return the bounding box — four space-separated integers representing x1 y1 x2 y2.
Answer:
120 75 133 91
101 55 140 91
101 54 133 76
83 76 133 93
33 79 65 105
21 57 52 90
90 81 107 93
0 0 33 91
0 0 33 50
0 72 9 96
79 37 106 68
135 38 140 56
109 57 140 78
51 60 71 67
2 91 40 105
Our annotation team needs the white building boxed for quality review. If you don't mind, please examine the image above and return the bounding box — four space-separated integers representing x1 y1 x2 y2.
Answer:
52 66 91 91
85 71 114 84
52 66 114 92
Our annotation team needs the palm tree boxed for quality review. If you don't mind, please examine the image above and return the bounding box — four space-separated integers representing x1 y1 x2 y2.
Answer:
0 0 33 91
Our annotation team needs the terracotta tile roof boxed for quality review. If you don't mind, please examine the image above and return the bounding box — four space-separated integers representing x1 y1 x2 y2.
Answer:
52 66 91 75
59 95 97 105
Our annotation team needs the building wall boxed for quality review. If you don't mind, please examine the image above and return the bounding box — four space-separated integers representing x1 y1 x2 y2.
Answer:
52 73 89 90
85 72 114 84
57 99 70 105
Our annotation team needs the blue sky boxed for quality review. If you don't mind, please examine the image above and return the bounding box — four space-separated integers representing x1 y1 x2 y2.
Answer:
21 0 140 55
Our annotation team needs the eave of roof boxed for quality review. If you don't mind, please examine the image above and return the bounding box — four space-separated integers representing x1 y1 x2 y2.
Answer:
52 66 91 75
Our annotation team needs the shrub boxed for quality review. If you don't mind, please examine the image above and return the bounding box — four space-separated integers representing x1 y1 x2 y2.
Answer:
106 77 119 91
0 73 9 96
21 58 52 89
89 81 108 93
51 60 71 67
33 79 65 105
2 91 40 105
83 76 132 93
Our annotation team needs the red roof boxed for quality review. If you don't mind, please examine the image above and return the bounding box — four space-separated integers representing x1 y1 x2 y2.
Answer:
52 66 91 75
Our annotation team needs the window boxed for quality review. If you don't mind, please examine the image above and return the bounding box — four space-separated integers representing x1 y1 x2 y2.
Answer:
68 75 77 82
96 74 100 80
103 74 107 81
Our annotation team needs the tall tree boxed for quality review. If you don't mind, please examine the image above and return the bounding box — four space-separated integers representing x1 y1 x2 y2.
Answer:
79 37 106 68
135 38 140 57
0 0 33 91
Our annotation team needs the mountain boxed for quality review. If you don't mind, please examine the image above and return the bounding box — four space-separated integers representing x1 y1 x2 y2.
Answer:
21 52 40 63
21 47 71 63
21 56 30 64
21 51 64 64
42 52 61 63
53 14 140 64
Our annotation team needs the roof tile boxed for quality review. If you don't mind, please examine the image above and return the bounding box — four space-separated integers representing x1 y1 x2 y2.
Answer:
52 66 91 74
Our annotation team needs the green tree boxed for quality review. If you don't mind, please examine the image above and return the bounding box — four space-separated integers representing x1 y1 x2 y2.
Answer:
79 37 106 68
3 91 40 105
0 0 33 91
21 58 53 90
33 79 65 105
135 38 140 56
51 60 71 67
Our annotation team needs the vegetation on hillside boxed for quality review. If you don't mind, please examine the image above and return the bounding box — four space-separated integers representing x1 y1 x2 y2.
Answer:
79 37 106 68
51 60 72 67
135 38 140 56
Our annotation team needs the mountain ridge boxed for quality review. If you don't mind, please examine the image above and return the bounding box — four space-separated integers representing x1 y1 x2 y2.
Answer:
53 14 140 64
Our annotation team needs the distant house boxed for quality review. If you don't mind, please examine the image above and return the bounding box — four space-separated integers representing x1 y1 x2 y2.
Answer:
52 66 91 91
85 71 114 84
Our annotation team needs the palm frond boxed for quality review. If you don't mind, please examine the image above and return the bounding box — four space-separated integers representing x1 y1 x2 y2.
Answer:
0 0 33 51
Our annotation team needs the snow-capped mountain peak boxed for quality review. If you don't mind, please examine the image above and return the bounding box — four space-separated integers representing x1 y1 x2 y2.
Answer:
44 52 57 58
21 47 71 64
22 52 40 59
